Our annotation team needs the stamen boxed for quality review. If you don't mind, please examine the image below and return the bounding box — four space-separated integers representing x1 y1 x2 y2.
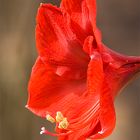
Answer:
46 114 55 123
40 127 72 136
56 111 64 122
44 111 69 138
58 118 69 129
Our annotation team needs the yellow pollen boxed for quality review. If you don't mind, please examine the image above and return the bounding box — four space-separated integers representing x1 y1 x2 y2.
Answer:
46 112 69 130
46 114 55 123
58 118 69 129
56 111 64 122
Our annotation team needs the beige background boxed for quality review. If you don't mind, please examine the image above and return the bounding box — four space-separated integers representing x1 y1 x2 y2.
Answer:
0 0 140 140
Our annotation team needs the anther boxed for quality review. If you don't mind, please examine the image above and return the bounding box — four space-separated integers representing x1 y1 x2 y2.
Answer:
58 118 69 129
46 114 55 123
56 111 64 122
45 112 69 130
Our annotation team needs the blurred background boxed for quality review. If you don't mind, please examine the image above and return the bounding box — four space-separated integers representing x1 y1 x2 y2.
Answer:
0 0 140 140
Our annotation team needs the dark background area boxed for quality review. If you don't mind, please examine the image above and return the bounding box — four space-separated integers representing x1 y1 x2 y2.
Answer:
0 0 139 140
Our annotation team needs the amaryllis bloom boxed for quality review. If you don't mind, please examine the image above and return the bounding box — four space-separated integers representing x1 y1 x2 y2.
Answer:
26 0 140 139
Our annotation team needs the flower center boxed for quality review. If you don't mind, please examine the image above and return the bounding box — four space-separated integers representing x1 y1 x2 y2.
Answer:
40 111 70 136
46 111 69 129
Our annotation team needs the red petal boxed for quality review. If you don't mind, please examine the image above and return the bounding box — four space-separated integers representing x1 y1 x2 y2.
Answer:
36 4 88 67
60 0 94 32
61 0 92 43
27 57 87 117
60 0 101 44
73 83 116 139
86 0 102 45
87 52 104 95
88 82 116 139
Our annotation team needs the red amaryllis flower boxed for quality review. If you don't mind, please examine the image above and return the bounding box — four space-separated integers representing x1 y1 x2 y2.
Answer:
26 0 140 139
